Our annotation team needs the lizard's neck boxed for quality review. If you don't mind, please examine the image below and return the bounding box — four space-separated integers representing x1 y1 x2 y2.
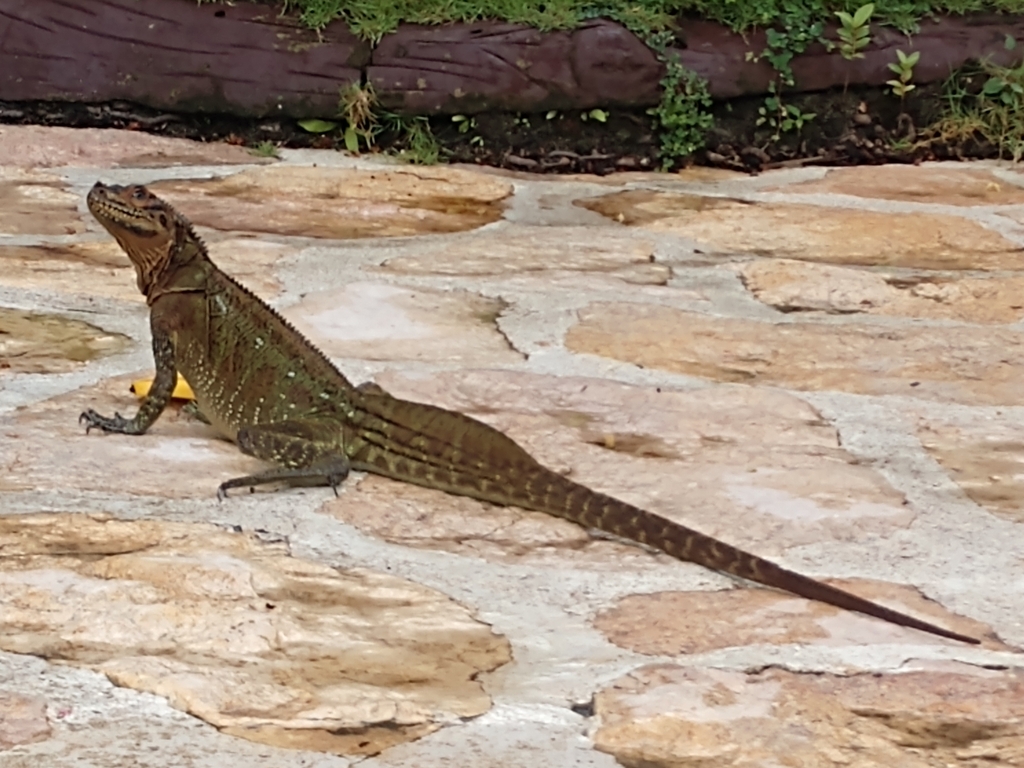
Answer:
144 233 212 304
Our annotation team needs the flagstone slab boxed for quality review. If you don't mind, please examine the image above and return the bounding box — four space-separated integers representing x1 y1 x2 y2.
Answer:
322 369 918 567
378 225 667 285
592 663 1024 768
286 282 520 365
0 126 265 169
0 237 291 302
576 190 1023 270
738 259 1024 323
566 303 1024 405
0 308 130 375
0 169 82 236
594 580 997 653
147 166 511 239
775 165 1024 206
918 415 1024 525
0 513 509 756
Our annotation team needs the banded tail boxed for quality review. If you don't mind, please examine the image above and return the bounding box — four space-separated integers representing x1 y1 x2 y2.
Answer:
512 470 980 644
352 394 979 644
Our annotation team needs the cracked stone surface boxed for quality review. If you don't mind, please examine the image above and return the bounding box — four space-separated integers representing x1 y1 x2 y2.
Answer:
917 411 1024 525
147 165 512 239
0 125 1022 767
775 164 1024 206
286 283 519 364
738 258 1024 323
0 169 83 235
576 188 1023 269
566 304 1024 405
0 308 130 373
592 662 1024 767
0 513 508 756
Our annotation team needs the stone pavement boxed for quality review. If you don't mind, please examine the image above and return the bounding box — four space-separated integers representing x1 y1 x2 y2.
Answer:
1 124 1023 767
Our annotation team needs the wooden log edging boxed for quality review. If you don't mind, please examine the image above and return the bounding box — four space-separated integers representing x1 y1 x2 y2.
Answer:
0 0 368 117
1 0 1022 118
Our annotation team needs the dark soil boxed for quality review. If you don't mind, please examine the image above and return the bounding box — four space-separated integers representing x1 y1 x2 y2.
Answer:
0 78 995 174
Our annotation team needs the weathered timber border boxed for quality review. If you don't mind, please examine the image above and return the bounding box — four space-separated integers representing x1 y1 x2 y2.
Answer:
1 0 1022 118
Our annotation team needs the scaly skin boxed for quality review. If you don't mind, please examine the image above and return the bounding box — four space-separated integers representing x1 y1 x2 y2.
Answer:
80 181 980 645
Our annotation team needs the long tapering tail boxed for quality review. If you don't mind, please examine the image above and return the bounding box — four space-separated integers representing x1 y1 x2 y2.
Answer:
520 470 980 645
348 394 978 645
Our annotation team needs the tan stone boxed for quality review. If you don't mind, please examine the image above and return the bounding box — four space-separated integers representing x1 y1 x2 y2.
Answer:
379 225 669 285
322 369 917 567
0 236 290 302
576 190 1022 270
3 375 268 498
0 308 130 374
738 258 1024 323
778 164 1024 206
0 126 265 169
593 664 1024 768
918 415 1024 524
0 513 509 756
147 166 511 239
287 282 520 364
0 691 51 749
560 167 743 185
0 169 82 235
594 580 997 653
566 303 1024 405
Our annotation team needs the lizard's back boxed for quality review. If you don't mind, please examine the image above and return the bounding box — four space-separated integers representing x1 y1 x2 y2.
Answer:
158 260 352 439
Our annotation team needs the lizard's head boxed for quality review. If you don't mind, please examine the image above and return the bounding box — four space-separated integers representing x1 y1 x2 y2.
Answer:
87 182 195 296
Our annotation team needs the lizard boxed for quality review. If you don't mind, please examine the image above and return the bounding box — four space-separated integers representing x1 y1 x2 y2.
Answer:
80 181 980 645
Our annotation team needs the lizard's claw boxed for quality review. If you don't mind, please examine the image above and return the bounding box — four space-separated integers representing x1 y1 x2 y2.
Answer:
79 409 127 434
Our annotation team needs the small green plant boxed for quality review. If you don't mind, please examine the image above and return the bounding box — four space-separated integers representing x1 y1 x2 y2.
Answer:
338 81 381 152
647 50 714 169
452 114 477 133
981 68 1024 107
381 114 441 164
249 140 280 159
751 10 827 89
757 83 816 138
580 108 608 122
297 82 443 163
756 80 816 138
834 3 874 61
927 42 1024 162
740 6 827 144
297 118 337 134
886 49 920 99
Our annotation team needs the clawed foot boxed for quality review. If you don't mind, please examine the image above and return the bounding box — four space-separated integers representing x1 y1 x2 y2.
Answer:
79 409 131 434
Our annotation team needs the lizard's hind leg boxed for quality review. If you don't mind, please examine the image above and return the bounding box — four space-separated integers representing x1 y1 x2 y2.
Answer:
218 420 350 499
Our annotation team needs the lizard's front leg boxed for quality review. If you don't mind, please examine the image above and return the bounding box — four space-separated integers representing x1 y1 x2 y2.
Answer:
80 326 177 435
217 420 351 499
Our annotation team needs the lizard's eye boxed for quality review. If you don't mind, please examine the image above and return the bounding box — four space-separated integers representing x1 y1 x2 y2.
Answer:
132 188 147 201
